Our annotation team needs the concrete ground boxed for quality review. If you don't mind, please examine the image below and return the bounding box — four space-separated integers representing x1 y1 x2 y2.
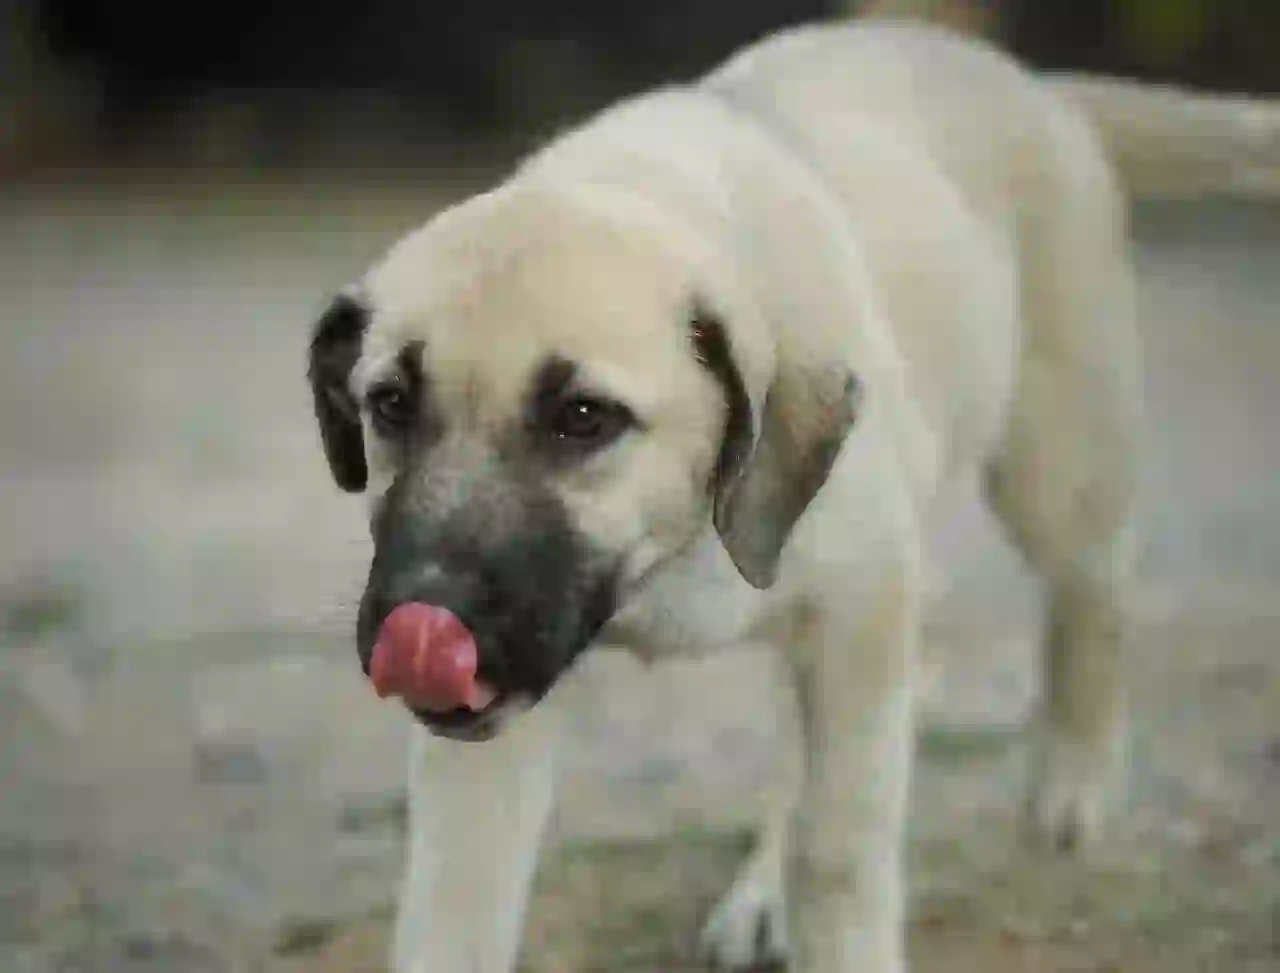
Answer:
1 168 1277 972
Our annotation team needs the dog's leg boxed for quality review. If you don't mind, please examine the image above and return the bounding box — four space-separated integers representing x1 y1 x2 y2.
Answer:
391 694 564 973
783 560 921 973
985 92 1142 854
699 813 790 970
699 651 801 970
1026 568 1132 853
986 396 1137 853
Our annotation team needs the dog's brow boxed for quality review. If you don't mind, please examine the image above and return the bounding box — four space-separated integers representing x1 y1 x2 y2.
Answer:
527 356 578 412
369 340 447 453
392 340 426 385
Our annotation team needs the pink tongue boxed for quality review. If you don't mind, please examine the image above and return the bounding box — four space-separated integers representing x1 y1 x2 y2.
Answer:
369 603 498 712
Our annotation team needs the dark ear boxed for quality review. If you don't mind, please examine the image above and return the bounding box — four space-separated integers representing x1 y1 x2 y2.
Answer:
307 294 369 492
691 306 861 590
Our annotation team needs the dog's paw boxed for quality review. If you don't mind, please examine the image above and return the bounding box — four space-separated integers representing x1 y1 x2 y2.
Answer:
698 868 787 971
1021 733 1116 854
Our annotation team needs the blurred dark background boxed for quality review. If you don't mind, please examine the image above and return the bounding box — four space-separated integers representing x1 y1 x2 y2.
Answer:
5 0 1279 174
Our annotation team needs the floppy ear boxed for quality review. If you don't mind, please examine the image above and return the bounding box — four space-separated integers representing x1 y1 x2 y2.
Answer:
307 294 370 492
692 306 861 590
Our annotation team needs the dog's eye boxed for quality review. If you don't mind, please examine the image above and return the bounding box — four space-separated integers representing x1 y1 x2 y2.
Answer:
547 396 633 450
367 384 415 433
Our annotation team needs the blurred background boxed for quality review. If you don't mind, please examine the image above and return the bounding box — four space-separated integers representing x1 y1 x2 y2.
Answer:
4 0 1280 173
2 1 1277 971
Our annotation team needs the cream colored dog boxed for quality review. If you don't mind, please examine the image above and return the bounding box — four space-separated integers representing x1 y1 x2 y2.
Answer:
306 20 1280 973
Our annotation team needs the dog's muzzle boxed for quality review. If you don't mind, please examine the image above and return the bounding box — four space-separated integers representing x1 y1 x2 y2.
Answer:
355 481 618 739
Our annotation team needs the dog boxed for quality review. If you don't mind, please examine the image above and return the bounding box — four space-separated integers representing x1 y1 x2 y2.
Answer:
306 20 1280 973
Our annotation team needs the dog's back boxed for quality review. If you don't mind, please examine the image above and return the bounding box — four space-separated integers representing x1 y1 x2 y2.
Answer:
706 22 1060 227
705 22 1063 476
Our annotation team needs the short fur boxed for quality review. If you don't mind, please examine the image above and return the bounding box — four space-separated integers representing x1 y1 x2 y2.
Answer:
306 20 1280 973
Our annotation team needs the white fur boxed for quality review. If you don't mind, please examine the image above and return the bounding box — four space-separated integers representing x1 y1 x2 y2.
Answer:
393 682 566 973
363 20 1279 973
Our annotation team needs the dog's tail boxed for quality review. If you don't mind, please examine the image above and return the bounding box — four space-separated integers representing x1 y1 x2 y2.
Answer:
1047 74 1280 201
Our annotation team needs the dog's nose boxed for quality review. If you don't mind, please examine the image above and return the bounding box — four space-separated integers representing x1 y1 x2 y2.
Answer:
384 560 468 606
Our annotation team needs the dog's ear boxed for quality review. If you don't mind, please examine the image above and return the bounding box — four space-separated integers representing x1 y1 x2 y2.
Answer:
307 294 369 492
692 305 861 590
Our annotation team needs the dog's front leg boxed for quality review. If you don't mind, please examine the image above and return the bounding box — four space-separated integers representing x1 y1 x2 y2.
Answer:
785 559 920 973
391 695 564 973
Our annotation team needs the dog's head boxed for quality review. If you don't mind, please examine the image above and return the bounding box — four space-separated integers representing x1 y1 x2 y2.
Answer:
307 184 859 740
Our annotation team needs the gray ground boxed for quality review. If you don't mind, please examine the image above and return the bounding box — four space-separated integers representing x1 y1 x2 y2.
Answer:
1 170 1277 972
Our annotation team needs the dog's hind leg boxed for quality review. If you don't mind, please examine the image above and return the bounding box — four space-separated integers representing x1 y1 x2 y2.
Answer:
986 101 1143 853
986 386 1138 853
